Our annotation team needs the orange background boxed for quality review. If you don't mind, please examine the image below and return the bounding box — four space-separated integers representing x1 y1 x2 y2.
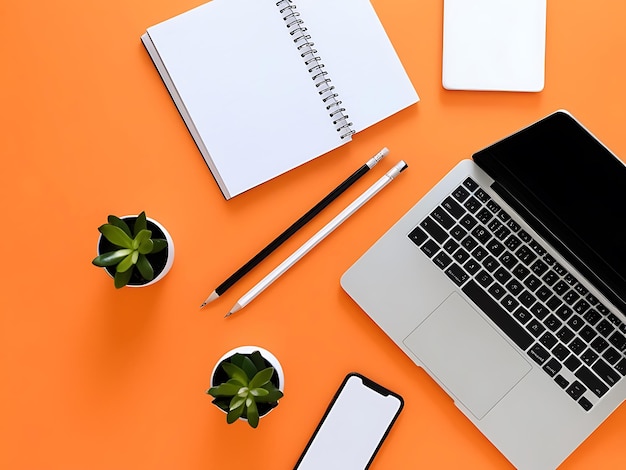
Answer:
1 0 625 468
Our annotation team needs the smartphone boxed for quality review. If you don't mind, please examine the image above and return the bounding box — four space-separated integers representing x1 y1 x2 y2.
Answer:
294 372 403 470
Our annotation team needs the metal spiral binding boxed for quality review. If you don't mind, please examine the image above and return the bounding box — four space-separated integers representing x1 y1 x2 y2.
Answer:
275 0 355 140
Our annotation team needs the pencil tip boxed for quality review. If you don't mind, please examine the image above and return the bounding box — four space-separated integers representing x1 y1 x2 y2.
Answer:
225 302 242 318
200 290 219 308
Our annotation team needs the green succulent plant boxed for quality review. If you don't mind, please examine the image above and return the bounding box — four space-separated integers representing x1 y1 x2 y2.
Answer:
207 351 284 428
92 211 168 288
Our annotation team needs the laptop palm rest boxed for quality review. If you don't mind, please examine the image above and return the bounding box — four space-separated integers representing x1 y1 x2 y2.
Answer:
403 292 532 419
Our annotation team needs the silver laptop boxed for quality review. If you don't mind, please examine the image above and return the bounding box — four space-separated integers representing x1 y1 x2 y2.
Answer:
341 110 626 469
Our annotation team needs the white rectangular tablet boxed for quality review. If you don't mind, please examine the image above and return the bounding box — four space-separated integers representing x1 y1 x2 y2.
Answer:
442 0 546 92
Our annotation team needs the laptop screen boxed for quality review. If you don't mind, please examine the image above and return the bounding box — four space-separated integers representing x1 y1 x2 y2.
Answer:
473 111 626 311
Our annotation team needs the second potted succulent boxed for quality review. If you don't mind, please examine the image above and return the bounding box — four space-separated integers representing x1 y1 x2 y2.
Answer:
207 346 284 428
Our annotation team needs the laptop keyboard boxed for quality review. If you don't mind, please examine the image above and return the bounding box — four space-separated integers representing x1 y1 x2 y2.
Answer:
408 177 626 411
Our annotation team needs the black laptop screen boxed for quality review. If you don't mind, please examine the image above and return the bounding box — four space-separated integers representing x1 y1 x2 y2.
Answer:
474 111 626 310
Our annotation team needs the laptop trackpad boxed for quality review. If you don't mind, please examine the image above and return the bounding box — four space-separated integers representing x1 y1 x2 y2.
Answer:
403 292 532 419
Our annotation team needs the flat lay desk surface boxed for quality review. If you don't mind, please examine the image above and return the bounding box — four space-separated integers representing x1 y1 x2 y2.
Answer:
2 1 626 468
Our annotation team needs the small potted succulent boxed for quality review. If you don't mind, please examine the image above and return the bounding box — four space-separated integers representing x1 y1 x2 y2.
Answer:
92 211 174 288
207 346 284 428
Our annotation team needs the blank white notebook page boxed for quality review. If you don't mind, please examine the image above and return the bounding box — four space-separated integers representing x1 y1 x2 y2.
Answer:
147 0 343 198
297 0 418 132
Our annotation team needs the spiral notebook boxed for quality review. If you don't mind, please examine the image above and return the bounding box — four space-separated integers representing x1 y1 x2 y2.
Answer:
142 0 418 199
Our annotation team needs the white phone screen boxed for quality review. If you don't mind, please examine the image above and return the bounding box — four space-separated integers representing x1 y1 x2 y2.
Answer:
294 373 403 470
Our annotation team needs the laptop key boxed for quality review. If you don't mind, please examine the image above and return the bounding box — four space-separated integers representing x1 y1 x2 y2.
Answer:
602 347 621 365
504 234 522 251
476 207 493 224
460 214 478 230
592 359 621 387
462 236 479 252
563 290 580 306
543 270 559 286
519 291 536 308
499 251 517 269
545 314 562 332
579 397 593 411
575 366 609 398
543 358 562 376
527 320 545 338
501 295 519 312
530 259 549 276
450 225 467 241
573 299 590 314
445 263 469 287
583 309 602 325
565 355 582 372
556 326 575 344
540 332 558 349
453 248 470 264
531 303 550 320
452 185 470 202
442 196 466 219
516 246 537 265
408 226 427 245
443 239 460 254
566 381 586 400
567 315 585 332
569 338 586 355
464 197 481 214
513 264 530 280
555 305 573 321
528 343 550 365
421 216 448 244
475 270 494 288
591 337 609 354
524 274 542 292
579 325 597 343
434 252 452 269
607 313 623 327
547 296 562 311
505 279 523 296
513 307 532 325
421 239 440 258
506 219 521 233
597 319 614 338
553 344 570 361
474 188 490 202
581 349 599 366
535 286 552 303
553 263 568 276
488 283 506 300
609 331 626 351
555 374 569 389
463 259 481 275
431 206 455 229
462 280 534 350
482 255 499 272
486 200 501 213
463 177 478 192
472 225 492 244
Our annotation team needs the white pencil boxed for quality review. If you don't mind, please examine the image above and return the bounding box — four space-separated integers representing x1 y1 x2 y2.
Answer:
226 160 408 317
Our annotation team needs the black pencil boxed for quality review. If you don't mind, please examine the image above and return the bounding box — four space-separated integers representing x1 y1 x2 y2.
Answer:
200 147 389 307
